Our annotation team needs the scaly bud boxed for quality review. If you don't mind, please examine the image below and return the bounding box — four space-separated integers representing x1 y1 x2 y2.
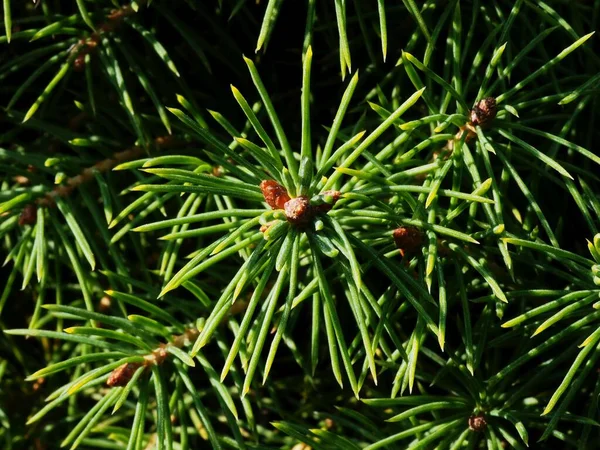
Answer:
260 180 290 210
469 97 497 129
18 204 37 226
312 190 341 213
284 196 311 225
468 414 487 432
393 226 423 257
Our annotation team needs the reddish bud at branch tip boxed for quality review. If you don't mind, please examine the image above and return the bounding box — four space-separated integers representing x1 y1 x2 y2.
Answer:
18 205 37 226
468 414 487 432
393 226 423 257
284 196 311 225
313 190 341 213
260 180 290 210
469 97 497 129
259 180 341 225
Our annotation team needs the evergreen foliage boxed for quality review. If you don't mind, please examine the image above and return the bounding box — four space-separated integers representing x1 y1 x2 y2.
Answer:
1 0 600 448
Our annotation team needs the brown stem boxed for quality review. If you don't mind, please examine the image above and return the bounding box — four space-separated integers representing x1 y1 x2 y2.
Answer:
145 327 200 366
36 146 143 207
34 136 178 208
70 1 142 68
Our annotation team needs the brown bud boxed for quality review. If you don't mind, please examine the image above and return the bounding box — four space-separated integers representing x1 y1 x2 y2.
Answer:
87 38 98 49
87 34 100 47
13 175 29 185
73 55 86 72
107 362 142 387
468 414 487 432
107 8 121 20
154 135 178 148
108 5 133 21
32 377 46 392
18 204 37 226
212 166 224 177
320 190 341 202
260 180 290 210
469 97 497 129
98 295 112 313
312 190 341 214
284 196 311 225
393 226 423 257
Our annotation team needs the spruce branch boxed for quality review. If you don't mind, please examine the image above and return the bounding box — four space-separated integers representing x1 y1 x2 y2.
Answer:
2 1 600 448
